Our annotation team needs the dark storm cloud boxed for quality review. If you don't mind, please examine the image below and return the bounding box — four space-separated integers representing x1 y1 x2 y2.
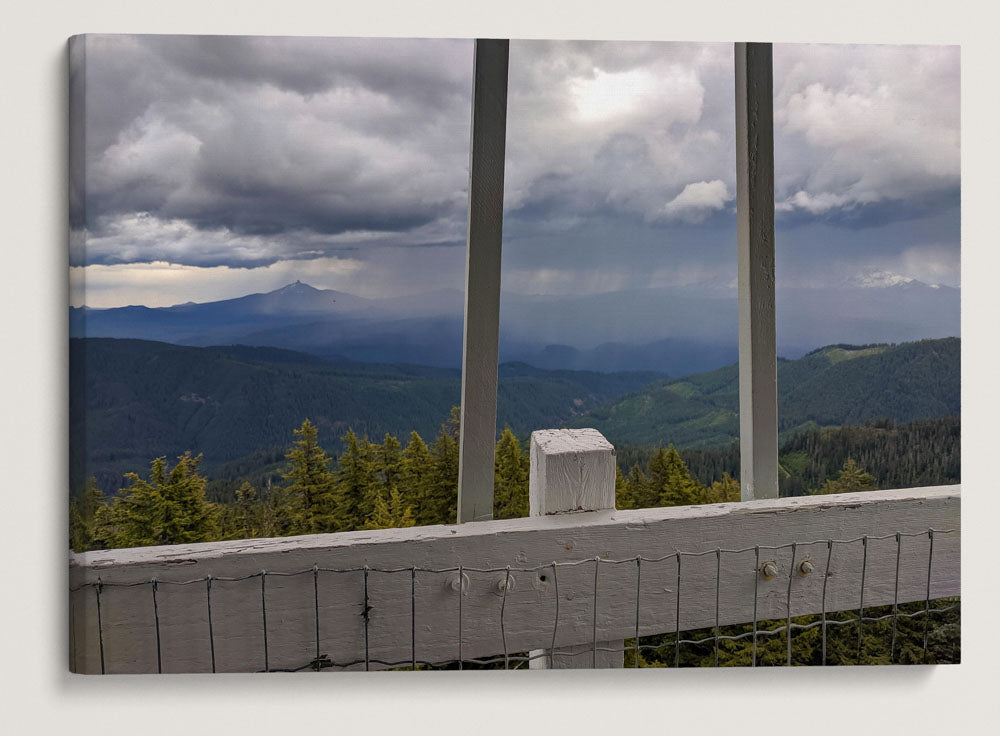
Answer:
71 36 960 304
72 35 474 266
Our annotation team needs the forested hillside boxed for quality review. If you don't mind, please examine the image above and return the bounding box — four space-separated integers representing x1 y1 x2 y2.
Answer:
70 338 663 494
72 337 959 496
616 417 959 497
572 338 959 447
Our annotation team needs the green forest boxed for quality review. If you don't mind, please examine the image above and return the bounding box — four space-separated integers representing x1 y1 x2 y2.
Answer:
572 338 959 447
617 416 960 496
69 338 663 495
70 337 958 497
71 411 959 553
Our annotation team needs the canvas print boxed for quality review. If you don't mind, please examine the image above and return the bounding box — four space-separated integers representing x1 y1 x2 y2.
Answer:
68 35 960 673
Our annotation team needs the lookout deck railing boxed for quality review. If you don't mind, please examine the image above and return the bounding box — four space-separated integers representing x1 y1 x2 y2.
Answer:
69 429 960 673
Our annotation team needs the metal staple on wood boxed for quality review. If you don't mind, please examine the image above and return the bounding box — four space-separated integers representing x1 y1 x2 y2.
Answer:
69 529 957 672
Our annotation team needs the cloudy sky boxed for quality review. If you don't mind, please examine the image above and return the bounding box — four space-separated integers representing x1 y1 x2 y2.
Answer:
69 36 959 309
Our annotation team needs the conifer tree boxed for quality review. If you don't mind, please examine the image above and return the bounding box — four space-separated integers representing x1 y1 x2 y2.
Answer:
649 445 707 507
379 433 402 491
707 472 741 503
363 486 416 530
283 419 338 534
333 430 380 531
399 431 434 525
427 425 459 524
625 462 653 509
159 452 219 544
219 481 286 540
494 427 529 519
94 453 218 548
447 405 461 441
614 465 634 510
97 457 170 548
69 477 105 552
816 458 878 494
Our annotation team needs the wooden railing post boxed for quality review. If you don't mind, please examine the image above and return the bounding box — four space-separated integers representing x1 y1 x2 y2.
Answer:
735 41 779 501
527 428 623 668
457 39 509 523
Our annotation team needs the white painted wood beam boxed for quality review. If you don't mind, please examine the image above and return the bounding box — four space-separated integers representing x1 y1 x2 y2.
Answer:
735 42 779 500
527 429 622 668
70 486 959 673
457 39 509 523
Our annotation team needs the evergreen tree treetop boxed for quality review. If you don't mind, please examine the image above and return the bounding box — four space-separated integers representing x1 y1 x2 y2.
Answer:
283 419 338 534
93 453 218 549
817 457 878 495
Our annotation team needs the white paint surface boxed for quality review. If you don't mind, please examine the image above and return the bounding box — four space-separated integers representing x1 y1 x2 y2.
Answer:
457 39 509 523
70 485 959 673
529 429 616 516
735 42 779 501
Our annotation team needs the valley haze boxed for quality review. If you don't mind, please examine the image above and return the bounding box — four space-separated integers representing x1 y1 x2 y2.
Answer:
70 279 959 375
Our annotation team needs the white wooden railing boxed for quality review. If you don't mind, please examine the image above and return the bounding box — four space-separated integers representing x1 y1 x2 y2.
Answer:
69 429 960 674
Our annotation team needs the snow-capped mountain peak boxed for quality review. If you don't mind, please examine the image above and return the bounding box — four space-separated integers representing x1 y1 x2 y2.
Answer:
849 270 917 288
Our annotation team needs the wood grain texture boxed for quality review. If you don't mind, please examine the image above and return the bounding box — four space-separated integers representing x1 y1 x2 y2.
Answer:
70 486 959 673
458 39 509 523
529 429 616 516
735 42 778 501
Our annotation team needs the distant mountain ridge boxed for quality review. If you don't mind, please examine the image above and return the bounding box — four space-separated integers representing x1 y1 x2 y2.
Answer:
569 337 960 448
71 279 959 375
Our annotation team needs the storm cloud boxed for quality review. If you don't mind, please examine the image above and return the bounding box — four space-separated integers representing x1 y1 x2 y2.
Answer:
70 36 960 306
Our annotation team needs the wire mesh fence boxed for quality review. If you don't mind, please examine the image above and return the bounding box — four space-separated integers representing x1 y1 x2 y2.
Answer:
69 528 958 673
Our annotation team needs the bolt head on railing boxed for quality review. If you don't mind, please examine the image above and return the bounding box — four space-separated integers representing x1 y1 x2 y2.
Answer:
448 572 470 594
798 560 815 577
760 561 779 580
495 574 516 595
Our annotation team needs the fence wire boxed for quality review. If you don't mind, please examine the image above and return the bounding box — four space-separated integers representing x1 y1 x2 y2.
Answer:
71 528 958 673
